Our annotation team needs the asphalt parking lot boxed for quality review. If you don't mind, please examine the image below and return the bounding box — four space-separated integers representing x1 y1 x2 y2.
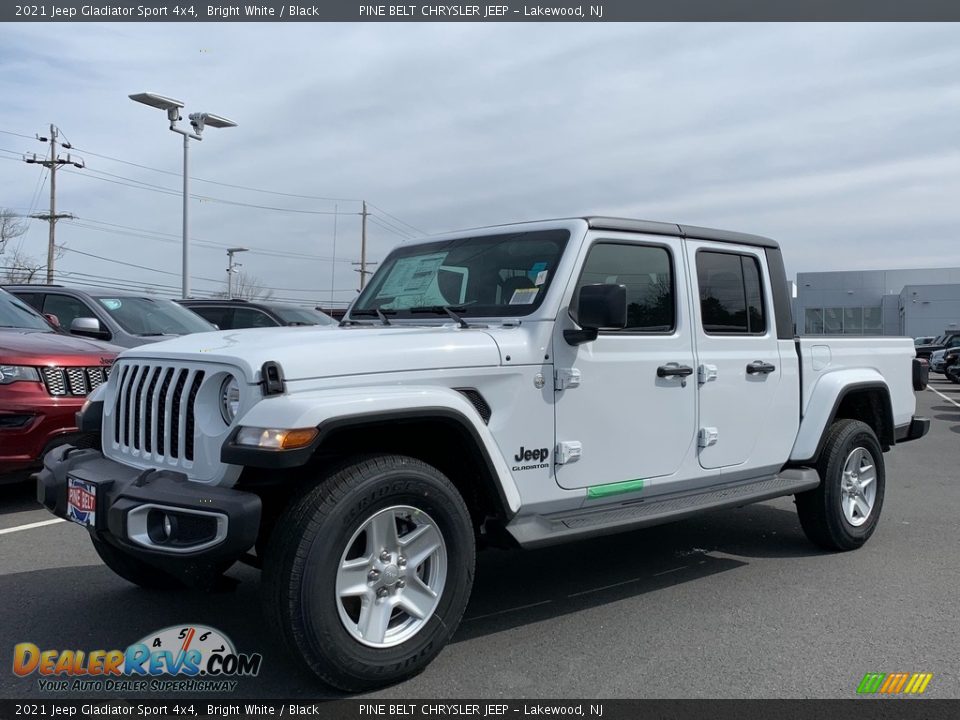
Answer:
1 380 958 700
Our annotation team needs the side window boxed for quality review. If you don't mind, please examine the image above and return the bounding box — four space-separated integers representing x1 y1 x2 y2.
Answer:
573 243 674 332
696 251 766 335
231 308 279 329
42 294 96 331
17 293 44 311
190 306 231 329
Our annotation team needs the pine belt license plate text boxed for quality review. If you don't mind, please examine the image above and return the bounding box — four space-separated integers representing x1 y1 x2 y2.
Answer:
67 476 97 527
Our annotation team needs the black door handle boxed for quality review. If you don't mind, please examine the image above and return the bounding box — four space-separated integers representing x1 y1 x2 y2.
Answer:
657 364 694 378
746 361 777 375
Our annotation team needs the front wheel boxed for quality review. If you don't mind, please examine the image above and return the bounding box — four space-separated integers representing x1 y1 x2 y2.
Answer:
262 454 475 692
795 419 886 551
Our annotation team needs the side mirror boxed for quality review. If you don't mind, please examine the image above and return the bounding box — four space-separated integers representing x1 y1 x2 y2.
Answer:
44 313 61 328
70 317 109 340
564 283 627 346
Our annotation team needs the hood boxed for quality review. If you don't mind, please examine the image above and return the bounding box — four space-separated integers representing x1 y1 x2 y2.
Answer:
0 329 120 367
117 325 502 382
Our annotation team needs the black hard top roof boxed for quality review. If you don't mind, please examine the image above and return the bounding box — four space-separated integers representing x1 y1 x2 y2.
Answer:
583 217 779 249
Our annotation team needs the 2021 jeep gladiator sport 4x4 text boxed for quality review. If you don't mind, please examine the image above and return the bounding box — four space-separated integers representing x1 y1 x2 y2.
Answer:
38 217 929 690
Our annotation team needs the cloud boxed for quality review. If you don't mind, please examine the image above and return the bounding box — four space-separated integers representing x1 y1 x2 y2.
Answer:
1 22 958 304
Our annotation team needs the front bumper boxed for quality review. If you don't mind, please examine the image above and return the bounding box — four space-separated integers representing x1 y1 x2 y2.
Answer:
37 445 261 582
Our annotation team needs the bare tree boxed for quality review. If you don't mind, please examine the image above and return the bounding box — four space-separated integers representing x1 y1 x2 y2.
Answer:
214 272 275 301
0 247 45 284
0 243 65 285
0 209 28 255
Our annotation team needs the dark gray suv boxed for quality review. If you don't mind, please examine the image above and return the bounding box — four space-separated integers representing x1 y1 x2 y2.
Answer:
5 286 217 349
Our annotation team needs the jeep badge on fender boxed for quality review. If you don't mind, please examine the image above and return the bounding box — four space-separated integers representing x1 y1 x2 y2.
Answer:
36 216 929 692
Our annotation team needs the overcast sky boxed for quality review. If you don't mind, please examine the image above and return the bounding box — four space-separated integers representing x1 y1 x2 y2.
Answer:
1 22 958 306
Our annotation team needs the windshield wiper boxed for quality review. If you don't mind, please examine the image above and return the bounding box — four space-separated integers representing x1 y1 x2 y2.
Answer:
344 308 396 326
409 305 470 328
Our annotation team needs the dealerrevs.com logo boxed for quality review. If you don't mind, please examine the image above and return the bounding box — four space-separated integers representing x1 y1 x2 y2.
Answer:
12 625 262 693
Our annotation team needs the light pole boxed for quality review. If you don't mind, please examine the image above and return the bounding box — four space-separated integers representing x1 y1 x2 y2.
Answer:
226 247 248 299
129 92 237 299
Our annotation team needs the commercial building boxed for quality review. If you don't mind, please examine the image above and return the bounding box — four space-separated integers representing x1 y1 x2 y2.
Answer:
795 267 960 338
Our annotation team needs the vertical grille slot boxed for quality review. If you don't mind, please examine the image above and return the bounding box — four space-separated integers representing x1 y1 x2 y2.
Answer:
156 368 175 457
143 367 162 454
184 371 205 461
87 367 105 391
133 366 151 450
113 365 129 443
170 369 189 459
65 368 88 395
41 367 66 396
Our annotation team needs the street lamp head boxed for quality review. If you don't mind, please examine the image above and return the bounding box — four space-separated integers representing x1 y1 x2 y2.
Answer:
189 112 238 135
227 247 249 254
129 92 185 112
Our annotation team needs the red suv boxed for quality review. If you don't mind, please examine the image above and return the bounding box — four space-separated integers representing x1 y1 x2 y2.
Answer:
1 289 119 482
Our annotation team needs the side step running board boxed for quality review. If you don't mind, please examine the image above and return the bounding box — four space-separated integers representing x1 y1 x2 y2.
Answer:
507 468 820 548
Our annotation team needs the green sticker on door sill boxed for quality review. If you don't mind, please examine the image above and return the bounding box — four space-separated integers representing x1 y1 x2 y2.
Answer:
586 478 646 500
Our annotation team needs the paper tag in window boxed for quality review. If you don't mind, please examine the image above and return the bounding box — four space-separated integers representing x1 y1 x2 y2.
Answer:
535 270 548 286
509 288 539 305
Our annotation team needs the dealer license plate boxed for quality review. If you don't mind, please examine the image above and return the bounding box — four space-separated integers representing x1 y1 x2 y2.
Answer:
66 476 97 528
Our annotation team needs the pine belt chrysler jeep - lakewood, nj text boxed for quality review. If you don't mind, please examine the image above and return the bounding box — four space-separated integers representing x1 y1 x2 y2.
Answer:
37 217 929 691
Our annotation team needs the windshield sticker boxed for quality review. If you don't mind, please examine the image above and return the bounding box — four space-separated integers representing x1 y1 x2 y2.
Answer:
376 253 448 300
100 299 122 310
534 270 548 286
509 287 539 305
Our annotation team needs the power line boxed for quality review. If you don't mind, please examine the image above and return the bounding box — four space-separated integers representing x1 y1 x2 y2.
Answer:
68 144 364 203
367 202 427 236
63 217 357 263
67 168 354 216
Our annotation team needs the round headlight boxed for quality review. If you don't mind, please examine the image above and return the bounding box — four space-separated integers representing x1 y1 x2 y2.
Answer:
220 375 241 424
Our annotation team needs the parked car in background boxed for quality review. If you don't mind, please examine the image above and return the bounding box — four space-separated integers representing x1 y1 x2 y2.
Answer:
930 349 947 373
4 286 217 348
914 336 937 346
914 331 960 361
943 347 960 384
177 298 335 330
0 288 118 483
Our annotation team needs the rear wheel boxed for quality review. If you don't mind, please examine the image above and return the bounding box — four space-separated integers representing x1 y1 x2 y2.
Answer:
796 419 885 551
262 454 475 692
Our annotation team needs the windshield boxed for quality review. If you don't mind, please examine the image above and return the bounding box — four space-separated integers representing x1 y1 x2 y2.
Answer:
269 305 335 326
352 229 569 318
96 296 216 336
0 289 52 331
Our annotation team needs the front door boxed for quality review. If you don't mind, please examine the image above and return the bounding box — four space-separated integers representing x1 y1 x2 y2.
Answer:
553 236 698 491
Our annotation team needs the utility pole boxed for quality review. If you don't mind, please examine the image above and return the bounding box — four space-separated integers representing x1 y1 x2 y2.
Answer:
352 201 377 290
23 124 83 284
360 200 368 289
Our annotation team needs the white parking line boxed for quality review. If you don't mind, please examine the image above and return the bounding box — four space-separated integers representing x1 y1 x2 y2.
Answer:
0 518 65 535
928 385 960 409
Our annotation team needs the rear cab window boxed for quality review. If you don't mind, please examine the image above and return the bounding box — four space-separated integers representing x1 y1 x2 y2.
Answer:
695 250 767 335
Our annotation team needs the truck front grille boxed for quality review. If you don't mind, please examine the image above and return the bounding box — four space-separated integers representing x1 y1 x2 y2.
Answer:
41 366 110 397
111 362 205 462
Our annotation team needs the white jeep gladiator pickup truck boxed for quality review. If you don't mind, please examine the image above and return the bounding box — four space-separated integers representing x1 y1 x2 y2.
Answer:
39 217 929 691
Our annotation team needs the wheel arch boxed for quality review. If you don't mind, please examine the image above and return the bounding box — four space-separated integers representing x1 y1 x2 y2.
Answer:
790 375 895 465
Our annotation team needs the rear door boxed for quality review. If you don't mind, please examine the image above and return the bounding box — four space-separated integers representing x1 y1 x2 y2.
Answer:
686 243 782 470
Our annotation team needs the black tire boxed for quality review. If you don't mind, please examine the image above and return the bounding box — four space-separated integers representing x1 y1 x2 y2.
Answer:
796 419 885 551
262 454 475 692
946 365 960 384
92 537 185 590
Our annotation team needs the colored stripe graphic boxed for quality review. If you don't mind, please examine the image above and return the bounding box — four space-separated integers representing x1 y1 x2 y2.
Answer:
858 672 932 695
586 478 645 500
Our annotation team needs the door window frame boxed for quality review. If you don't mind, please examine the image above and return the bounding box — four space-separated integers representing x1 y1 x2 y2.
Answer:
693 248 769 337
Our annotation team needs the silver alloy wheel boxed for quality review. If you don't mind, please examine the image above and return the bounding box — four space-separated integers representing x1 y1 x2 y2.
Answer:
335 505 447 648
840 446 878 527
